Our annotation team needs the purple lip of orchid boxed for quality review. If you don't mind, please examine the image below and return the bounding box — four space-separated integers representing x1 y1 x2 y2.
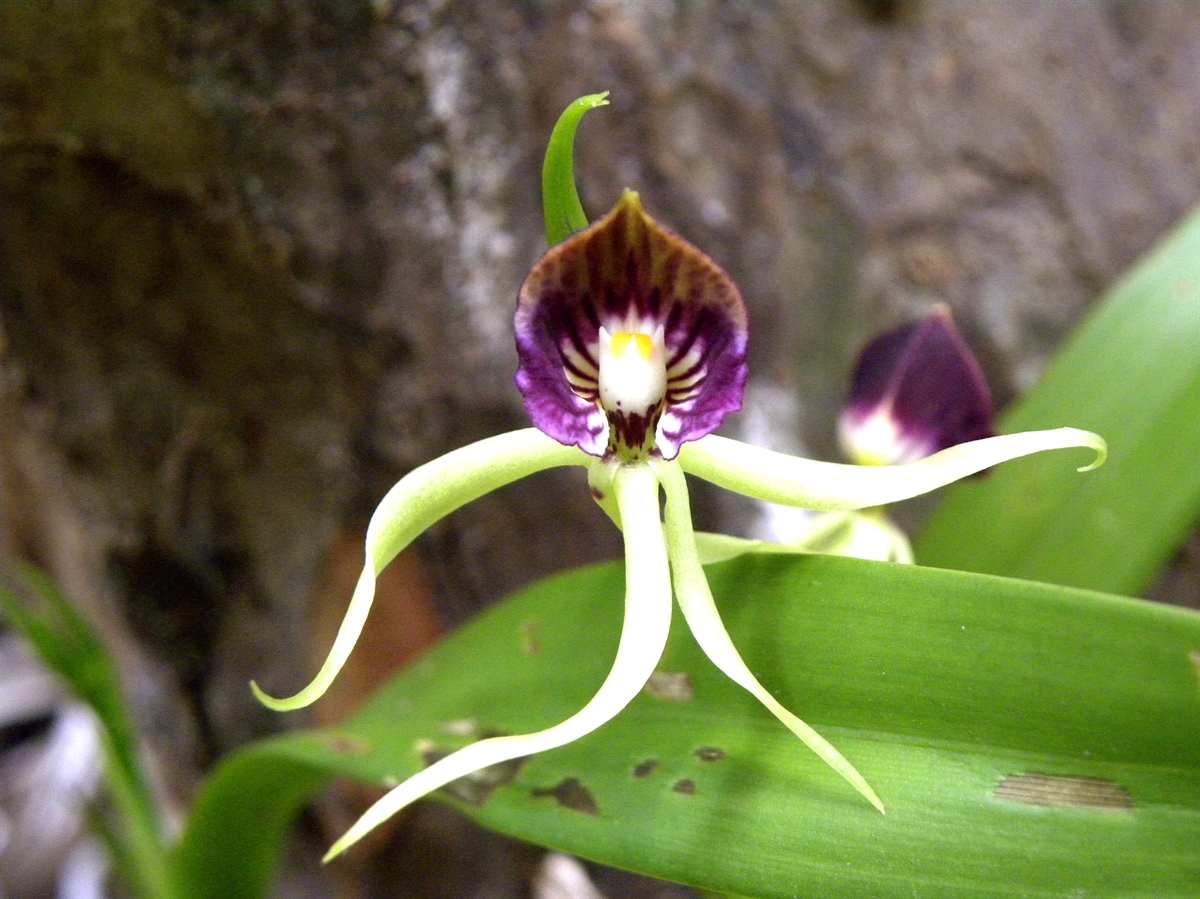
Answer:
515 190 748 461
838 306 995 466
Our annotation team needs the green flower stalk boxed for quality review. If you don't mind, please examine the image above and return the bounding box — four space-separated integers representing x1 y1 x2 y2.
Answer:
253 93 1106 861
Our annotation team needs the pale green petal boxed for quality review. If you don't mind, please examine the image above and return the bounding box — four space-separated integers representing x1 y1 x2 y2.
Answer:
678 428 1105 511
650 459 885 814
691 530 823 565
693 511 914 565
826 512 914 564
324 461 672 861
693 512 862 564
692 531 779 565
253 429 590 712
762 509 913 564
587 456 623 528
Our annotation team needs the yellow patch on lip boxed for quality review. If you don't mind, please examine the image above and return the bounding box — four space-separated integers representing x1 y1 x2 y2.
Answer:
612 332 654 360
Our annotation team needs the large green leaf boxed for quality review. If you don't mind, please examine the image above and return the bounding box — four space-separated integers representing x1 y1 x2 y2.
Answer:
916 208 1200 595
175 555 1200 899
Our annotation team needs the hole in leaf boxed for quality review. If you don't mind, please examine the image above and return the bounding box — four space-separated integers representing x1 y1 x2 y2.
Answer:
633 759 659 778
672 779 697 795
532 777 599 815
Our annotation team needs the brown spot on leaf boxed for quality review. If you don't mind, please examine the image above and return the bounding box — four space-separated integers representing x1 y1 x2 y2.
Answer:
633 759 659 778
1190 650 1200 688
994 774 1133 811
520 618 541 656
319 733 372 756
694 747 726 762
532 777 600 815
672 779 697 795
420 742 528 807
643 670 694 702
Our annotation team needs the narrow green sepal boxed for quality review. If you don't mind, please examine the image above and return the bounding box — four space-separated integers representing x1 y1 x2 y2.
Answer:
694 510 914 565
323 461 672 861
542 92 609 246
650 459 886 814
679 428 1105 511
252 430 589 712
587 456 623 528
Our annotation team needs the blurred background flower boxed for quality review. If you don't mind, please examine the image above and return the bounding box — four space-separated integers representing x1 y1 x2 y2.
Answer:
0 630 107 899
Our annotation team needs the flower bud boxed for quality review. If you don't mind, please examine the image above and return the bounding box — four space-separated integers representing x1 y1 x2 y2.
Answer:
839 307 994 466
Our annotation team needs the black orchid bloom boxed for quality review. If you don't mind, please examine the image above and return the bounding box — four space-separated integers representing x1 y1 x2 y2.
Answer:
253 95 1106 861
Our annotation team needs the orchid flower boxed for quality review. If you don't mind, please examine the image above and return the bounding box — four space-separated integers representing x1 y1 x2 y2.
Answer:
252 93 1106 861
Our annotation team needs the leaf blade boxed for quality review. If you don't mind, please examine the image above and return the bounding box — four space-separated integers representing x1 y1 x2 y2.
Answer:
179 556 1200 898
915 207 1200 595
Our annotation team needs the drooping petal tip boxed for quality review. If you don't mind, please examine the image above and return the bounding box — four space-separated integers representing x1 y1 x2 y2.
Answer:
323 462 674 862
251 430 590 714
652 458 886 813
516 191 748 460
838 307 994 466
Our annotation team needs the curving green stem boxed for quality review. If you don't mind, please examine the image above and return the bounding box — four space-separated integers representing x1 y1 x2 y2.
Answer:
651 459 885 813
252 430 590 712
323 461 672 861
679 428 1106 511
542 92 609 246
